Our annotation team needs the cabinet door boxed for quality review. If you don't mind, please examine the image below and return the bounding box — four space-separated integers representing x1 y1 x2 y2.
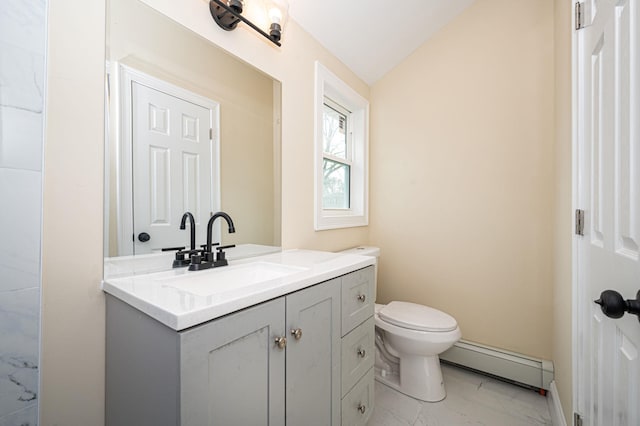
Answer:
286 278 341 426
180 298 285 426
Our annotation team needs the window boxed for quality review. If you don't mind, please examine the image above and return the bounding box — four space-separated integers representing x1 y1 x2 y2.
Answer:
315 62 369 230
322 98 351 209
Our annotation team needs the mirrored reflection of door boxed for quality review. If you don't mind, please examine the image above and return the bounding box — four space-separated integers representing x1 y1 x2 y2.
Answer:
131 81 216 254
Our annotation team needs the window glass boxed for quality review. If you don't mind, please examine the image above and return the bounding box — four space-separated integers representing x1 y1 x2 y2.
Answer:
322 159 350 209
323 103 347 160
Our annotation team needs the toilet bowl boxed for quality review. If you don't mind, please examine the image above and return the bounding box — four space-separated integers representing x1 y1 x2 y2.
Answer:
339 246 461 402
375 302 461 402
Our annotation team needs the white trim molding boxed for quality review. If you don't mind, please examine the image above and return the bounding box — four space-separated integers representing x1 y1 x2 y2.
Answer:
313 61 369 230
548 381 568 426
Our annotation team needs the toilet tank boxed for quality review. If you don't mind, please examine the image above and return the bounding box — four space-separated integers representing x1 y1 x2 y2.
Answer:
339 246 380 300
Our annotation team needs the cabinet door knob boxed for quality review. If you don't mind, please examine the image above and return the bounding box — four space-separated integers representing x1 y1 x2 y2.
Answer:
290 328 303 340
357 348 366 358
357 404 366 414
274 336 287 349
357 294 366 302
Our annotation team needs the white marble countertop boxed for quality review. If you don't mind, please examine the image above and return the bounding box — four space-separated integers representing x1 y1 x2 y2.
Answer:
103 244 283 279
102 249 375 331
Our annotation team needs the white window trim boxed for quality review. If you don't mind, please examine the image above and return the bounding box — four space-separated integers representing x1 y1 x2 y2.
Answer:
314 61 369 230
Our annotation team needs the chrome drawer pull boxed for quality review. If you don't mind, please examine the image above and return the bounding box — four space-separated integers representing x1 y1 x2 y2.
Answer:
357 348 366 358
357 404 366 414
290 328 303 340
356 294 366 302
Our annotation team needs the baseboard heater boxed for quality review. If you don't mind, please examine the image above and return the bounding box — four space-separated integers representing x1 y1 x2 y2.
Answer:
440 339 554 391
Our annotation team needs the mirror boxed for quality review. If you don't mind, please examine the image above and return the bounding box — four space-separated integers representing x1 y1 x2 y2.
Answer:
105 0 281 268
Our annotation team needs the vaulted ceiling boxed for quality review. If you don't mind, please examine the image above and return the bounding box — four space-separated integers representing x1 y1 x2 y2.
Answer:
288 0 477 85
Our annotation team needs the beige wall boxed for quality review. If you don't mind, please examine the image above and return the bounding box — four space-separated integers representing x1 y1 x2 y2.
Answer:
41 0 369 424
107 0 277 253
369 0 555 359
41 0 106 424
552 0 573 423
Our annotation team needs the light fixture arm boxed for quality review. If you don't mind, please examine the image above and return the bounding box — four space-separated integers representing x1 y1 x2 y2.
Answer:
209 0 282 47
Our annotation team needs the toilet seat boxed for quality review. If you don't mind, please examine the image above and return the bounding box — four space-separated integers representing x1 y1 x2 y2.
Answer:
378 301 457 332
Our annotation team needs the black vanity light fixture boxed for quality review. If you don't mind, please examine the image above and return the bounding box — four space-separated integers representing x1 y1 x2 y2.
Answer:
209 0 289 47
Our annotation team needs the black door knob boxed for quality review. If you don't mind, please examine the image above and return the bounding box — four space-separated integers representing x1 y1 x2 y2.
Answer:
594 290 640 322
138 232 151 242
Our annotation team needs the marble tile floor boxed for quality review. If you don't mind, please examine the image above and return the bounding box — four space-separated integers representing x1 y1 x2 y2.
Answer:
367 363 552 426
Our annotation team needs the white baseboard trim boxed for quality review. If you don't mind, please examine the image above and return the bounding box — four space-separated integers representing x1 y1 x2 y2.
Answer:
548 381 568 426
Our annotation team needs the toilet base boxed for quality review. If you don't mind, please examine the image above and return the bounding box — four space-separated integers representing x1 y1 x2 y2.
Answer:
375 354 446 402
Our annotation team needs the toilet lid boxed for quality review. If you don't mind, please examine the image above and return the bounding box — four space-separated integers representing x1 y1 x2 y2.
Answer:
378 301 458 332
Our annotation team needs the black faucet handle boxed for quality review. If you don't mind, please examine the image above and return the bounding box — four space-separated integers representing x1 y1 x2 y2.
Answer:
162 246 186 252
211 244 235 266
172 250 191 268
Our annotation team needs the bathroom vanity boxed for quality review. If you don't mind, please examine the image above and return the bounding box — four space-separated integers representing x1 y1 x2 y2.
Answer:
103 250 375 426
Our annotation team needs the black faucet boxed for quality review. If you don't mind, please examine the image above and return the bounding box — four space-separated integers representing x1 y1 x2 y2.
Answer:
206 211 235 254
180 212 197 252
188 211 236 271
172 211 198 268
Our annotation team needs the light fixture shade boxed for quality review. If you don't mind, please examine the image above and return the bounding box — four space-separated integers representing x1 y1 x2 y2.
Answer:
263 0 289 41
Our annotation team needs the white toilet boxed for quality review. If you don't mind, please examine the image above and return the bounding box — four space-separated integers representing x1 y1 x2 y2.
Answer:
341 246 461 402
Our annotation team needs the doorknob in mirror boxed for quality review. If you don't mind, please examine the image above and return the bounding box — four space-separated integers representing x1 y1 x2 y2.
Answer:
594 290 640 322
138 232 151 242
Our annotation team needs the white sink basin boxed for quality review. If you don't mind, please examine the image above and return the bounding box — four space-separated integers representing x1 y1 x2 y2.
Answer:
161 261 307 297
103 249 377 330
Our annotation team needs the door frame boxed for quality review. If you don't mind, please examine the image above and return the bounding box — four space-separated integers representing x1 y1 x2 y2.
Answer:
571 0 580 421
114 63 221 255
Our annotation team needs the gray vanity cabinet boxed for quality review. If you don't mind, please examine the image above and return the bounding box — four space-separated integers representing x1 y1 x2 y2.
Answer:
106 266 373 426
106 277 342 426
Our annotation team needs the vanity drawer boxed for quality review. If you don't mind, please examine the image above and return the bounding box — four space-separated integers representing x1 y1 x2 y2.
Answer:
341 367 374 426
341 266 374 336
341 317 375 397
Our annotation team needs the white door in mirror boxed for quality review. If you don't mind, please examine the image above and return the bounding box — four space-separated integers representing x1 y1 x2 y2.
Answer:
132 82 215 254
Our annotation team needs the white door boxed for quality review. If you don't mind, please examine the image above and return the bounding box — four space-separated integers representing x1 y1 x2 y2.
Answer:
120 69 220 254
576 0 640 424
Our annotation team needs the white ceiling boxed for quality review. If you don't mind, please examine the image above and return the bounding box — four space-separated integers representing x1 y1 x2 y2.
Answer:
288 0 476 85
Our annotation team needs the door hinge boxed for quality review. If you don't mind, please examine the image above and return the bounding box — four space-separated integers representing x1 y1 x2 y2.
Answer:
575 209 585 236
575 2 584 30
574 412 583 426
209 128 213 140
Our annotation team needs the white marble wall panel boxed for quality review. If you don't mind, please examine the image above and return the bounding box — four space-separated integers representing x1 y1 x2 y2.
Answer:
0 41 45 111
0 289 39 422
0 105 43 172
0 39 45 171
0 168 41 293
0 404 37 426
0 0 46 54
0 0 46 423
